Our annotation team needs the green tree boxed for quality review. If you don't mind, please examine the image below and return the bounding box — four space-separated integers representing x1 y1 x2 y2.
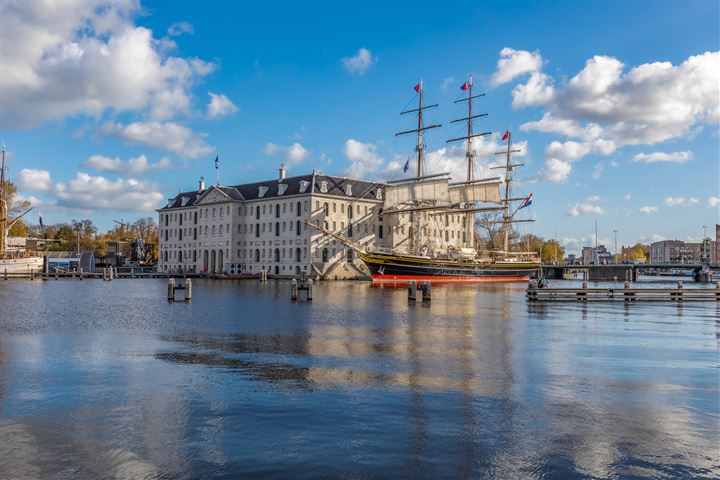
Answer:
541 240 565 263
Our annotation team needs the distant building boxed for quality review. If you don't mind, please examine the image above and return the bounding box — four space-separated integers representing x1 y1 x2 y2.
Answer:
716 224 720 265
581 245 612 264
649 240 716 264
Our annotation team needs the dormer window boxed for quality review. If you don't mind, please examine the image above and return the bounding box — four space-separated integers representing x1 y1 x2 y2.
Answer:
278 183 288 195
167 199 174 207
180 196 190 207
319 181 328 193
258 186 269 198
375 188 382 200
344 184 352 196
299 180 310 193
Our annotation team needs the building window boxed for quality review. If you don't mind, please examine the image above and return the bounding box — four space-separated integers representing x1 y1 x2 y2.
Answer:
323 202 329 216
276 204 280 218
256 224 260 237
379 225 384 239
322 248 329 263
348 205 353 219
275 222 280 237
297 201 302 217
296 248 301 262
347 249 354 262
348 224 353 237
296 220 301 236
274 248 280 262
193 228 197 240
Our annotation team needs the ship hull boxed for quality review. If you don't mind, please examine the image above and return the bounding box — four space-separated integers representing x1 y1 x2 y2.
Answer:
358 251 539 284
0 256 44 274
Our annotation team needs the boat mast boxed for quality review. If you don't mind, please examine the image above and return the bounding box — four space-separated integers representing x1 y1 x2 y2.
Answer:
0 144 6 257
447 75 490 247
493 132 523 252
395 82 441 254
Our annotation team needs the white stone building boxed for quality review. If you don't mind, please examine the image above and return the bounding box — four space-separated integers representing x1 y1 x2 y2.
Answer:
158 167 474 279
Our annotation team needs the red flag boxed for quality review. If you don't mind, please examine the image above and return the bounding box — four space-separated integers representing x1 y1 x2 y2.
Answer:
501 130 510 141
461 81 470 91
414 83 421 93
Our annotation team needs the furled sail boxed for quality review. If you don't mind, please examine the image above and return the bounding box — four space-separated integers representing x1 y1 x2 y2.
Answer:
449 181 501 204
383 178 449 208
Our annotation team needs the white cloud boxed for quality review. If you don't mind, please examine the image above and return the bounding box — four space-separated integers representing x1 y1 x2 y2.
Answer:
545 141 592 162
53 172 164 211
665 196 699 207
167 21 194 36
491 48 544 86
518 51 719 147
632 151 692 164
441 77 455 91
83 154 171 174
540 158 572 183
709 196 720 207
341 48 375 75
264 142 310 166
344 139 384 179
566 203 605 216
0 2 215 128
511 72 554 108
639 206 658 214
586 195 602 202
206 92 238 118
624 193 632 200
16 168 52 191
103 121 213 159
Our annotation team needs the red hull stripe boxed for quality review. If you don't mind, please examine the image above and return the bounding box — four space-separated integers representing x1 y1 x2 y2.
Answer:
371 274 529 284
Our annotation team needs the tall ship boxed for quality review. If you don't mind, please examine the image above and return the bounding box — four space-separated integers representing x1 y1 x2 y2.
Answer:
311 78 541 283
0 144 44 273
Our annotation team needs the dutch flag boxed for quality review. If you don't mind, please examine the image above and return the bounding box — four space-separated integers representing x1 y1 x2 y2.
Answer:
518 192 533 210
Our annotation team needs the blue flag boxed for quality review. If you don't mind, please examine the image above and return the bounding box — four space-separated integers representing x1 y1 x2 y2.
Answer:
403 158 410 173
214 155 219 169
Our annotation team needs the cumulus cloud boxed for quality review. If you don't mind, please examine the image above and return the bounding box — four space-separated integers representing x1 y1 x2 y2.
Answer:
344 139 384 179
566 203 605 216
264 142 310 166
167 21 194 36
665 196 699 206
709 196 720 207
0 2 215 128
206 92 238 118
491 48 544 86
639 206 658 214
83 154 171 174
632 151 692 164
103 121 213 159
53 172 164 211
341 48 375 75
518 51 719 146
586 195 602 202
16 168 52 191
540 158 572 183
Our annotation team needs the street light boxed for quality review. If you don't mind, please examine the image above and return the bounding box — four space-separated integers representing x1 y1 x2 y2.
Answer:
702 225 707 240
613 229 618 263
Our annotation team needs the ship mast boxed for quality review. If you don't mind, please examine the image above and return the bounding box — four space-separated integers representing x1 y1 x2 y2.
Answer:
395 82 441 253
492 132 523 253
0 144 6 257
447 75 491 247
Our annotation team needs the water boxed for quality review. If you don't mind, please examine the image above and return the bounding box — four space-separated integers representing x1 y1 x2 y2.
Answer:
0 278 717 479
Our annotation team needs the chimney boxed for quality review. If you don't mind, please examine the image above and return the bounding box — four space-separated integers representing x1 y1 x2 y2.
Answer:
198 176 205 192
279 163 286 181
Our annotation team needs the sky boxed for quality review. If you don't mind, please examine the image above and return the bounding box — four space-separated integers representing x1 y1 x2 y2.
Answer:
1 0 718 254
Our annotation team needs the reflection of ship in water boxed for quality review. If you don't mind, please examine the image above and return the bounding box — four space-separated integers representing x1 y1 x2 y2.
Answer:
309 80 540 284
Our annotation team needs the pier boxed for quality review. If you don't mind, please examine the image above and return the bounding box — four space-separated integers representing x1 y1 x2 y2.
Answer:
541 263 712 282
527 280 720 302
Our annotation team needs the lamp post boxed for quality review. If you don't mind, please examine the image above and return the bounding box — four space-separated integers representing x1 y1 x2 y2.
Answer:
613 229 618 263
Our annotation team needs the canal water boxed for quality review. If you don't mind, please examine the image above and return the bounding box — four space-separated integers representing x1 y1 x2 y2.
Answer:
0 279 717 479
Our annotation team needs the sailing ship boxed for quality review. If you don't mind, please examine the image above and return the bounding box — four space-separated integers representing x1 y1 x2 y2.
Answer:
0 144 44 273
310 78 540 283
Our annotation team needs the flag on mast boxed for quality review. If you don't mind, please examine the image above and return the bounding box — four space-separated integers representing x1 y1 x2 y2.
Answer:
37 208 43 227
501 130 510 141
403 157 410 173
461 81 470 91
214 155 219 169
518 193 533 210
414 82 421 93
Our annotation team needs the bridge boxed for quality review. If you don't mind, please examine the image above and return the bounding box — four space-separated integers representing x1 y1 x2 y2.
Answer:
541 263 711 282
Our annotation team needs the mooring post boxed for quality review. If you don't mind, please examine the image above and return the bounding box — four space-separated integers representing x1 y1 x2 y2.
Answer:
674 281 683 302
408 280 417 301
291 278 298 301
716 282 720 301
3 268 6 280
30 268 34 280
306 279 313 301
167 278 175 301
54 269 58 280
184 278 192 301
79 268 83 280
422 280 431 302
578 280 588 302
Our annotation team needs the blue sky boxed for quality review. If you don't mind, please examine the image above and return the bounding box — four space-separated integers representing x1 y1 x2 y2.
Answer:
1 0 718 253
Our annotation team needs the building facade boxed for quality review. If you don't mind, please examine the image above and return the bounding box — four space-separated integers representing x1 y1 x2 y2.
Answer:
649 239 716 264
157 168 472 279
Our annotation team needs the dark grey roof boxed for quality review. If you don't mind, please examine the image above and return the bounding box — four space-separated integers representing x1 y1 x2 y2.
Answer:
159 173 384 210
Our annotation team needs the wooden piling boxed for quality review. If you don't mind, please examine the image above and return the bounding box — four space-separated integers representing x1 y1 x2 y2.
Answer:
184 278 192 301
291 279 298 301
422 280 431 302
167 278 175 301
306 279 313 301
408 280 417 301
